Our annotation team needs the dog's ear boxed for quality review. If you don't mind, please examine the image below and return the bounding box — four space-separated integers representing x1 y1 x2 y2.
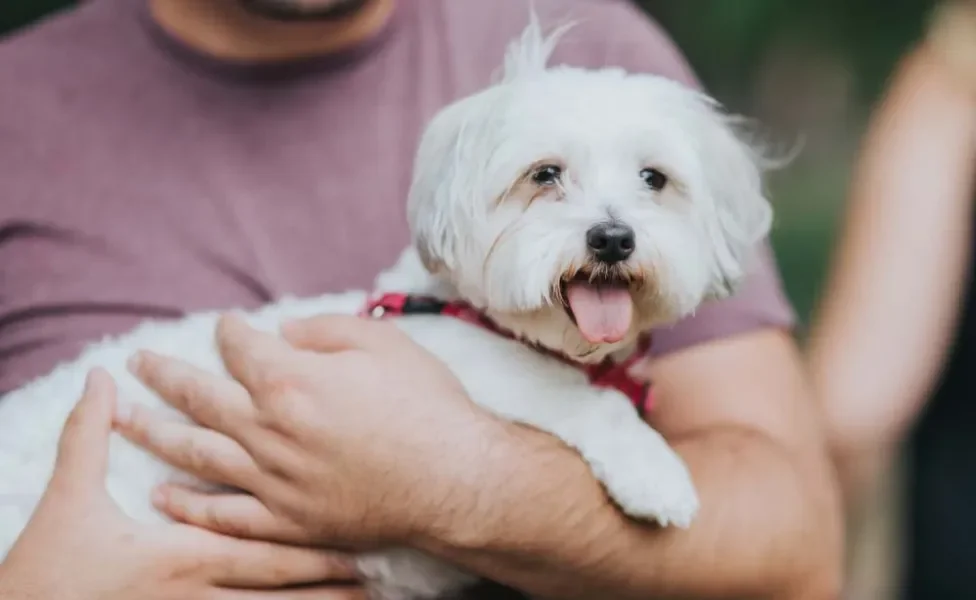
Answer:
692 98 776 299
407 90 496 276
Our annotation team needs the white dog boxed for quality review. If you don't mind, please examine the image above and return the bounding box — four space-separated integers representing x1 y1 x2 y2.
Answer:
0 18 773 600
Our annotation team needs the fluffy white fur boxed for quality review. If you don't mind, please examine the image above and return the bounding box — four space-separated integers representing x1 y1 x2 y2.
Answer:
0 18 773 600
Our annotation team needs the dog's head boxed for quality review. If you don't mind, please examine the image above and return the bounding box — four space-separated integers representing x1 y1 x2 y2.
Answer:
407 20 774 360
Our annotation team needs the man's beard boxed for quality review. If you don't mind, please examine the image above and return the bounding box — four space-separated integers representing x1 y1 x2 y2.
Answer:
237 0 370 21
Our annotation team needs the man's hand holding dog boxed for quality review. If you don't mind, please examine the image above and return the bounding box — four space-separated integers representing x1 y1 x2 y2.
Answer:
117 313 516 551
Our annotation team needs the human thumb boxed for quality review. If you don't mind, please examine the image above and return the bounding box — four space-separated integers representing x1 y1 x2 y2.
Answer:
51 368 118 493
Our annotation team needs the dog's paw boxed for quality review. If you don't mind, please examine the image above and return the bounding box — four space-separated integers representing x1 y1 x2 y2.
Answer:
593 433 700 528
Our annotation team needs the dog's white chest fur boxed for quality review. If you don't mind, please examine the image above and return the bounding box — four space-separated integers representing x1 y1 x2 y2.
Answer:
0 248 698 600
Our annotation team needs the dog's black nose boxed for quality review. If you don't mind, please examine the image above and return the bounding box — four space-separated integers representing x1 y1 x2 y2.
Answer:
586 223 635 264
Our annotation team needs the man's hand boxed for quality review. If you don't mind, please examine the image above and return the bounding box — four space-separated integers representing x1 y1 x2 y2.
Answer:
0 368 363 600
117 313 508 550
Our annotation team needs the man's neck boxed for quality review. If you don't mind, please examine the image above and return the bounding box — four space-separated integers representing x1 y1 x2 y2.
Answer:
148 0 396 63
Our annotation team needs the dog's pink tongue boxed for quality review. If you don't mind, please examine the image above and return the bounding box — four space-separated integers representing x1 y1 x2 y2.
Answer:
566 282 634 344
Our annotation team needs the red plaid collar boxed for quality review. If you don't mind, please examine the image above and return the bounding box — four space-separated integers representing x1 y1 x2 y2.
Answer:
362 293 653 415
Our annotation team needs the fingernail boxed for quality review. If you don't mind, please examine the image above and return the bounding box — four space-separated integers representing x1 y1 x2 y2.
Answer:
151 486 167 508
113 401 132 426
126 352 144 375
83 369 97 394
222 312 247 328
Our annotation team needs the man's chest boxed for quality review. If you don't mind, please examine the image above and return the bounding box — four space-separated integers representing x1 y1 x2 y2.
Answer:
130 66 453 299
203 89 432 294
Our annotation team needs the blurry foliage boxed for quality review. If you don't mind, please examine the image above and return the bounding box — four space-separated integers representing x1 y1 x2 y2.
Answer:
1 1 935 326
641 0 932 107
0 1 75 36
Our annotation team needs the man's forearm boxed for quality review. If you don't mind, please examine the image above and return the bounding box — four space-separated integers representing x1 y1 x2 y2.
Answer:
417 424 841 600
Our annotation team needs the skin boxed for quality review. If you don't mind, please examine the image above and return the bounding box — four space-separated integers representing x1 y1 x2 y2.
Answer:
115 313 842 600
0 369 364 600
809 43 976 513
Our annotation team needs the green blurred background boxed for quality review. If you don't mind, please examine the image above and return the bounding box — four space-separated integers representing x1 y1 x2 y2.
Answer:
0 0 936 328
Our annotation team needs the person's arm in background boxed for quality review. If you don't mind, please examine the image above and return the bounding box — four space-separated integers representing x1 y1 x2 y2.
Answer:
808 0 976 514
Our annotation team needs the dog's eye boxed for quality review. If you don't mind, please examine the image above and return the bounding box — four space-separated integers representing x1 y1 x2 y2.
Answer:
640 168 668 191
531 165 562 186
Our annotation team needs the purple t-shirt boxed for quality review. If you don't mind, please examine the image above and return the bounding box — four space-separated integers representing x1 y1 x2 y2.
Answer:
0 0 794 394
